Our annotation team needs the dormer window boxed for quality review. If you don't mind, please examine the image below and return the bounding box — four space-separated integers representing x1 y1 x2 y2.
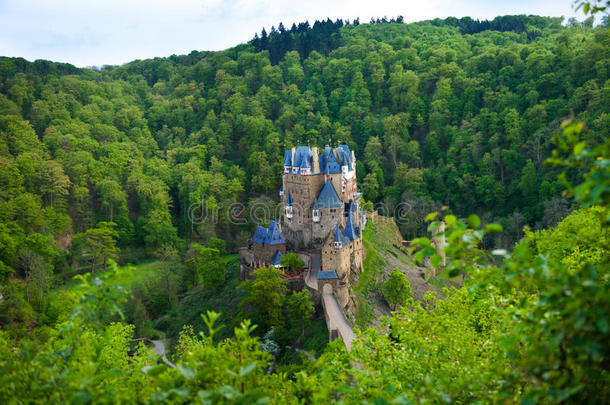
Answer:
286 205 293 219
312 209 320 222
342 165 348 174
284 166 291 174
300 167 311 175
334 241 342 249
292 166 299 174
279 188 284 196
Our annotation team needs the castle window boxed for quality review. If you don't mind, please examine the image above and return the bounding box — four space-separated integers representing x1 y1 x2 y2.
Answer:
286 205 293 219
312 209 320 222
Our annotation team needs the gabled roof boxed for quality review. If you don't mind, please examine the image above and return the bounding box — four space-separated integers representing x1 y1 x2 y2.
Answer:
252 226 268 244
312 181 343 209
318 270 338 280
266 220 285 245
336 145 353 170
344 210 359 241
283 149 293 166
270 249 282 265
293 146 312 170
320 147 341 174
252 220 285 246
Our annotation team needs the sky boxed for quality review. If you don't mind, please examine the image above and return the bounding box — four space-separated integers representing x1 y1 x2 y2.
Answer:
0 0 580 68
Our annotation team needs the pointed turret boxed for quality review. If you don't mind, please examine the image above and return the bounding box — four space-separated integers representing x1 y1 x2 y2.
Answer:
270 249 283 266
312 181 343 209
283 149 293 173
344 210 359 241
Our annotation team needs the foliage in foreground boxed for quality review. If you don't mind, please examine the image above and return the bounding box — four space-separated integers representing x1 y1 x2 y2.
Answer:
1 122 608 403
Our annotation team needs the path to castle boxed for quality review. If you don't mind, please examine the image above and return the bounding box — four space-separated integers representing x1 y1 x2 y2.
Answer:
321 284 356 351
152 339 175 368
305 253 320 290
305 252 356 351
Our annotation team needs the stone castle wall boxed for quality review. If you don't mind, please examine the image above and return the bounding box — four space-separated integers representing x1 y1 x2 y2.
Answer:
281 171 359 250
250 243 286 264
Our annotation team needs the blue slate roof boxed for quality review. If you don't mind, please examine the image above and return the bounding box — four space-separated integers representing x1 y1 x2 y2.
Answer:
349 199 357 212
286 193 292 206
252 226 268 244
293 146 312 170
266 220 285 245
283 149 292 166
320 147 341 174
344 210 359 241
333 225 351 247
337 145 353 170
318 270 338 280
312 181 343 209
270 249 282 265
252 220 285 246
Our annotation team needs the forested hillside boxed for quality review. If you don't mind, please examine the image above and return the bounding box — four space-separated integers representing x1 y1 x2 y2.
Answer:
0 11 609 403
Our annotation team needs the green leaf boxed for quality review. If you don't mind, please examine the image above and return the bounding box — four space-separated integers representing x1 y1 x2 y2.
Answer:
70 391 93 405
178 364 195 379
239 361 257 377
142 365 165 376
444 215 457 226
217 385 241 400
467 214 480 229
448 268 460 278
430 254 442 268
425 212 438 222
485 223 503 233
573 141 586 156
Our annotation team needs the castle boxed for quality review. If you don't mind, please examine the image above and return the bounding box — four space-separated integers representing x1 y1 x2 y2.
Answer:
240 145 365 309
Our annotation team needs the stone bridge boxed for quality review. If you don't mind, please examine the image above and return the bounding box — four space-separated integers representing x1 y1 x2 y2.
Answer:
305 253 356 351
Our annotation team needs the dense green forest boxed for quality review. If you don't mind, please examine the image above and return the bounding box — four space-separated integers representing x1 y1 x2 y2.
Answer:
0 8 609 403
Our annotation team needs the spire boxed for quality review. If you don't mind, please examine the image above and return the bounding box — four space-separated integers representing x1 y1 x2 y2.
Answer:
334 225 342 244
270 249 283 266
333 225 349 248
312 181 343 209
344 210 359 241
321 147 341 174
265 220 285 245
283 149 293 166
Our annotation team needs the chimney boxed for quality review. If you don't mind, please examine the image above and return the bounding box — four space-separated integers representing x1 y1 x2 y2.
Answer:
312 147 320 173
291 147 296 164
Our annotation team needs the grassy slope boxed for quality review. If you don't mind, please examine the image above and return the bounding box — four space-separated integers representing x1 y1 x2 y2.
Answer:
356 219 442 329
153 255 245 345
